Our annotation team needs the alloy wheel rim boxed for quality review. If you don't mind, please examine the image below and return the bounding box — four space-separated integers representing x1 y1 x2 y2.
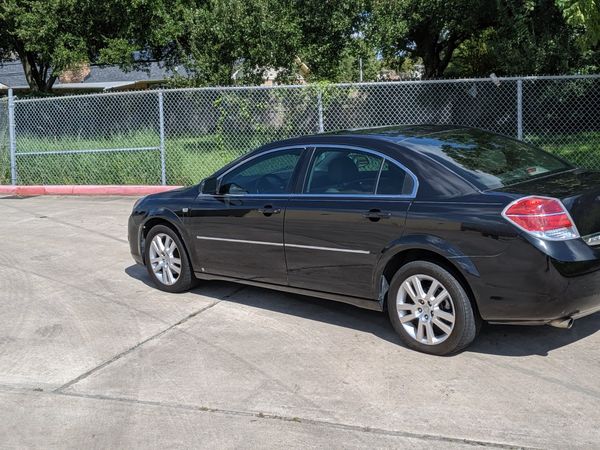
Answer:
396 274 455 345
149 233 182 286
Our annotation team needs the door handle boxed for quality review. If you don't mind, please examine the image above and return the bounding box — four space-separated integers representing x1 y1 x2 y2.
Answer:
363 209 391 221
258 205 281 216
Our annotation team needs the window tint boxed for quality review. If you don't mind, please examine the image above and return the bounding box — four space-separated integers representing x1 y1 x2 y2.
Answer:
405 131 572 189
219 148 302 195
376 160 415 195
305 148 383 194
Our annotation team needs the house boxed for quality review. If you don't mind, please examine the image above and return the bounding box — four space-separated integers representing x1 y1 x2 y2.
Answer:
0 59 187 94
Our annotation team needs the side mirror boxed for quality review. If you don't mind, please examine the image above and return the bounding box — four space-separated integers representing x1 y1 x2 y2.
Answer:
201 177 218 195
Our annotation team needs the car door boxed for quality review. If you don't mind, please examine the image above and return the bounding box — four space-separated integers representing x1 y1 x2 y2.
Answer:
284 145 417 299
187 147 305 284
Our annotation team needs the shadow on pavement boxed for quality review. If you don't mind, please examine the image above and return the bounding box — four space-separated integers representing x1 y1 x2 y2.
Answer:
125 264 600 357
470 315 600 357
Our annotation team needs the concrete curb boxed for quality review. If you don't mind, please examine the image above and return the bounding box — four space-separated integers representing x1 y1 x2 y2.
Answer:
0 185 183 196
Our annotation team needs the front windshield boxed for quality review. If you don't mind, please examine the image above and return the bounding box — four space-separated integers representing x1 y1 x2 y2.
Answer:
405 130 573 190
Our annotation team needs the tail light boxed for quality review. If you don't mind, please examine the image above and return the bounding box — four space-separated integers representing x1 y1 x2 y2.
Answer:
502 195 580 241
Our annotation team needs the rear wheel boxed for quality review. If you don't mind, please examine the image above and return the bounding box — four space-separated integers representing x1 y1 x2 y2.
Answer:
388 261 478 355
144 225 195 293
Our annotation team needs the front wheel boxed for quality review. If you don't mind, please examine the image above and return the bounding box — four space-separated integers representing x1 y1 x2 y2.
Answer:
144 225 195 293
388 261 478 355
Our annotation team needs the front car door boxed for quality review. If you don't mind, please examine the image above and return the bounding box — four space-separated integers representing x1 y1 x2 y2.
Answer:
284 145 418 299
188 147 305 284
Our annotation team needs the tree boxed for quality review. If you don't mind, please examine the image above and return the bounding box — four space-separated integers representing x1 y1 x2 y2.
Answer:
369 0 498 78
445 0 598 77
289 0 367 82
0 0 160 92
159 0 366 86
557 0 600 48
157 0 302 86
0 0 368 91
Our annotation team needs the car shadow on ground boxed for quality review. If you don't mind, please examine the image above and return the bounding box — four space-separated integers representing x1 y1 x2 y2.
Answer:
126 264 600 357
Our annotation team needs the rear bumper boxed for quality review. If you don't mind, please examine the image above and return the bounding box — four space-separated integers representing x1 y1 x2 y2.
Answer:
471 237 600 323
488 305 600 326
543 258 600 322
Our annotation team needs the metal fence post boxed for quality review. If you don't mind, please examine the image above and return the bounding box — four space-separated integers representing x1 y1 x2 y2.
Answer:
7 88 17 185
516 79 523 140
158 90 166 185
317 90 324 133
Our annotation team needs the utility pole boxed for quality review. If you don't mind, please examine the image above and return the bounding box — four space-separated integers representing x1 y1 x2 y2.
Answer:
359 58 363 82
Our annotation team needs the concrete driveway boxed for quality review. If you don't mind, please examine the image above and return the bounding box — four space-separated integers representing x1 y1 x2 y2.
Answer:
1 195 599 449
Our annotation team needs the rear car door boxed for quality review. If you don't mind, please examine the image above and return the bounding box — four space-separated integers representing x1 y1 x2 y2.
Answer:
188 147 304 284
284 146 417 299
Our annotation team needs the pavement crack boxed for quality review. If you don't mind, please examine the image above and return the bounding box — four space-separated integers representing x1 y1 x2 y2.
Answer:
54 300 221 393
52 390 536 450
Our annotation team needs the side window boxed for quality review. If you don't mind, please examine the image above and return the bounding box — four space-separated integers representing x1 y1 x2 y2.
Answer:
376 160 415 196
219 148 302 195
305 148 383 194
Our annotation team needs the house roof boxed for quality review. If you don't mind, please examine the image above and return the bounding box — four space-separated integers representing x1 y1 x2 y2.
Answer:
0 61 27 88
0 60 187 90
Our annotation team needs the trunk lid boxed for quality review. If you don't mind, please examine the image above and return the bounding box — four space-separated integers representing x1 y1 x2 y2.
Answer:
495 169 600 238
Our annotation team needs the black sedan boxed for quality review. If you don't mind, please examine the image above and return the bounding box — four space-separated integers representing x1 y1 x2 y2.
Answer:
128 125 600 355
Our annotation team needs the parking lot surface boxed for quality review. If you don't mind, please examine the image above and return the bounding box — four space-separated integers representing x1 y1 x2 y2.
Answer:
1 195 599 449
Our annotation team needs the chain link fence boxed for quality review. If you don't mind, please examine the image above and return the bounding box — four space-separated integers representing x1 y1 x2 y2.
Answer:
1 74 599 186
0 98 9 184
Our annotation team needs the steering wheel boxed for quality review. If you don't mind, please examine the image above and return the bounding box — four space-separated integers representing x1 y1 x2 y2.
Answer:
256 173 287 194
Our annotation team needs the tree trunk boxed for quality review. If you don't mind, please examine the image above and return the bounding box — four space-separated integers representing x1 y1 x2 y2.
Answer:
17 48 55 92
422 52 442 78
45 75 57 91
417 34 460 79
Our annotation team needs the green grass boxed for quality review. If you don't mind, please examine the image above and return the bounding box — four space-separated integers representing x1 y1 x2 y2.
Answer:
8 130 270 185
525 131 600 170
2 130 600 185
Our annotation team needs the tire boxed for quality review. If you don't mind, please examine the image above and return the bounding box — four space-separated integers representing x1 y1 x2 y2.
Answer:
144 225 195 293
387 261 478 355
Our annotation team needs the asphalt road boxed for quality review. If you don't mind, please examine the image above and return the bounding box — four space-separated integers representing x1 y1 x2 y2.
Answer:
1 195 599 449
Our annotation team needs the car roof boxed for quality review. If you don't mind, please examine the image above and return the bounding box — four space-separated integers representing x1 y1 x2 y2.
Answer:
324 124 470 142
264 124 475 150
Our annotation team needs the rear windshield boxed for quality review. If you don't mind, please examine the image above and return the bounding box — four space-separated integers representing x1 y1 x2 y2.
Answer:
404 130 573 190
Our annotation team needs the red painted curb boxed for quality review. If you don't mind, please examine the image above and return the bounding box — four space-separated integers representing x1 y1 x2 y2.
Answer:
0 185 183 196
